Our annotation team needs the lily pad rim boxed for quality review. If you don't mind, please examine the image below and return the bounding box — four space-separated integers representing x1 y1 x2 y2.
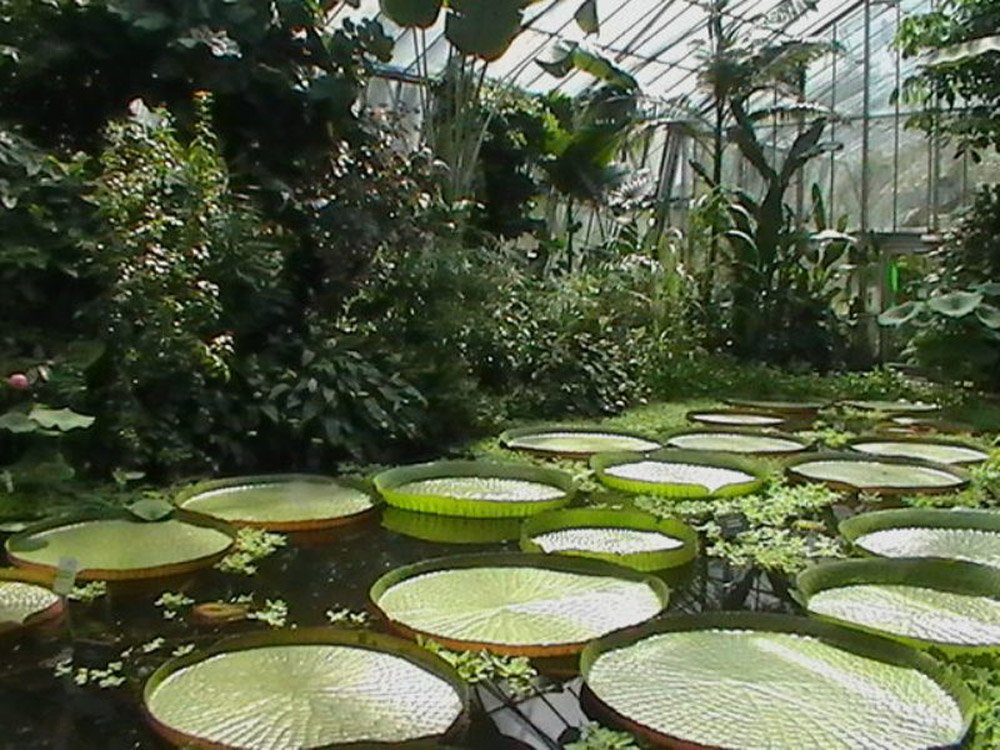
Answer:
519 507 699 571
142 626 470 750
369 551 670 657
590 448 769 499
722 397 831 412
839 399 942 414
785 450 970 496
795 557 1000 653
578 611 974 750
381 506 523 545
498 423 662 458
173 473 381 532
839 507 1000 547
685 408 789 426
4 511 237 581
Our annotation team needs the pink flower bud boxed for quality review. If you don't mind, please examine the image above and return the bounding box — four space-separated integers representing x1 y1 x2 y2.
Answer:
7 373 29 390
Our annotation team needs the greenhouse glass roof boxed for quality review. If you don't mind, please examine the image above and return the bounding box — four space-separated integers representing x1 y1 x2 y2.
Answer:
330 0 874 100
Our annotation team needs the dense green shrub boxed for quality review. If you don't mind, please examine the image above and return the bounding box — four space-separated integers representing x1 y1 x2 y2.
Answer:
86 94 286 472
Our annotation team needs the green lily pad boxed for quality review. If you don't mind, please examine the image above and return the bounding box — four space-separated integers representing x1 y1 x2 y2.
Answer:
840 399 940 414
665 430 810 455
0 575 62 631
499 426 660 458
592 449 766 498
687 410 787 427
787 452 968 495
374 461 574 519
128 497 175 522
520 509 697 571
848 438 988 465
381 508 522 545
175 475 378 531
723 398 829 413
5 516 235 580
580 613 972 750
798 558 1000 653
144 628 468 748
370 553 668 657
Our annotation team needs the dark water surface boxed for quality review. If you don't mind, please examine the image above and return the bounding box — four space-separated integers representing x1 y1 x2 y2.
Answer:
0 514 783 749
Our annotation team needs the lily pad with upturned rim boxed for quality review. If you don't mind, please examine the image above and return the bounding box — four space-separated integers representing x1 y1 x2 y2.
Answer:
579 612 973 750
786 452 968 495
664 428 811 455
519 508 697 571
723 397 830 414
499 425 661 458
373 461 575 519
0 568 63 637
370 553 668 657
591 449 766 499
840 399 941 414
5 514 235 581
381 507 522 545
840 508 1000 569
687 409 788 428
847 436 988 466
143 627 469 749
796 558 1000 654
174 475 379 532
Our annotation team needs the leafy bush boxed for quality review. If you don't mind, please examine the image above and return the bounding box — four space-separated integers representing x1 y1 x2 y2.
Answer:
86 94 285 472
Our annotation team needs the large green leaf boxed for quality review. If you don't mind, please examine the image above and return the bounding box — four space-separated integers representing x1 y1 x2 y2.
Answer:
925 35 1000 66
848 437 987 465
574 0 599 34
445 0 522 61
0 411 38 434
798 559 1000 653
374 461 574 518
927 291 982 318
379 0 442 28
723 397 828 413
787 452 967 494
976 303 1000 329
128 497 176 522
840 508 1000 570
500 426 660 457
144 629 468 748
688 410 786 427
0 579 61 628
592 449 766 498
665 429 809 454
535 43 638 90
176 474 378 531
877 300 924 326
520 508 698 571
580 613 972 749
371 553 668 656
28 406 95 432
5 517 234 580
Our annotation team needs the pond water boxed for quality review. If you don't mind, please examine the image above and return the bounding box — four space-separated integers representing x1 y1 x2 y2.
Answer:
0 514 788 749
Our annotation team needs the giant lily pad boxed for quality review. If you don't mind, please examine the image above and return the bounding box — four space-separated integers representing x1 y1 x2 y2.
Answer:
687 409 787 427
665 429 810 455
381 507 522 545
0 569 63 636
591 449 766 498
175 475 379 532
786 452 968 495
580 613 972 750
519 509 697 571
723 397 829 414
144 628 468 749
5 515 235 580
840 508 1000 569
840 399 940 414
797 558 1000 653
848 437 988 466
499 426 660 459
373 461 574 519
370 553 668 657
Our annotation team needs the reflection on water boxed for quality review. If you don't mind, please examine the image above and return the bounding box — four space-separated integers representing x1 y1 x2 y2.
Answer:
0 512 791 749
